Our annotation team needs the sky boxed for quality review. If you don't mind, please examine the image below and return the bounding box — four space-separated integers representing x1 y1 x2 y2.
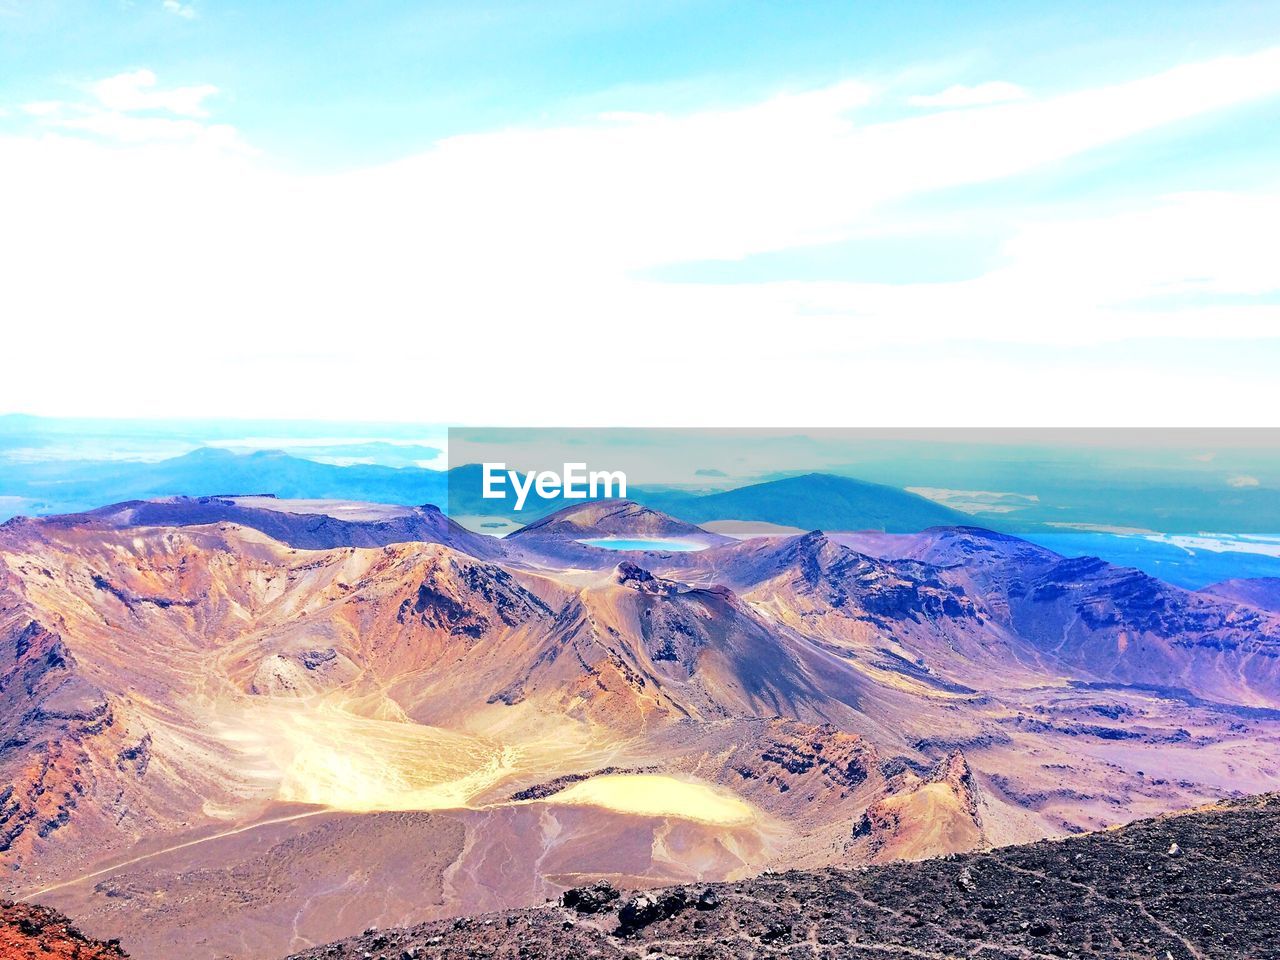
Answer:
1 1 1278 426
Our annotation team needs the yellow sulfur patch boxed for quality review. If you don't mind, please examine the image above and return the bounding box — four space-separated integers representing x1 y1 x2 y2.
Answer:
219 699 517 813
545 774 756 825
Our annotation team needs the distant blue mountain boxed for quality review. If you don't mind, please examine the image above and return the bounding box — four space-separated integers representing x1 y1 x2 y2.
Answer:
637 473 972 532
0 447 448 519
2 452 976 539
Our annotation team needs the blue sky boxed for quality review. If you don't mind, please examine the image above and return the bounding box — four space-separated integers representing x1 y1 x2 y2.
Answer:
0 1 1278 424
6 1 1279 169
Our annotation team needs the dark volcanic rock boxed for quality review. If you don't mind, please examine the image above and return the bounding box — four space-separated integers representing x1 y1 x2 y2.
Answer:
284 793 1280 960
616 888 690 934
507 766 655 802
561 881 620 915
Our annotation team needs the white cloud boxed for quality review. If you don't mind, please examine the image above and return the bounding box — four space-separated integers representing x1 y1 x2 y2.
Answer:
765 191 1280 346
1151 534 1280 558
906 488 1040 514
17 69 246 152
162 0 197 19
1228 476 1261 488
54 110 244 149
1 50 1279 425
92 69 216 117
20 101 62 117
907 81 1029 108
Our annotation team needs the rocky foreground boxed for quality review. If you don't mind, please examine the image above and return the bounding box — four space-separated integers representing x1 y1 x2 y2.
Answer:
287 794 1280 960
0 901 128 959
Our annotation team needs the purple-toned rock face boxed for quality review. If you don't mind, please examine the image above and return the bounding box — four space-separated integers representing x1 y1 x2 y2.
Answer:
51 495 503 558
1200 576 1280 614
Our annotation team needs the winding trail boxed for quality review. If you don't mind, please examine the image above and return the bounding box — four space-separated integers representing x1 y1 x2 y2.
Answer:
21 809 329 901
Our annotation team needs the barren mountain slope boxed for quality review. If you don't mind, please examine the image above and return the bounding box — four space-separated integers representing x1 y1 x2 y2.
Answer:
0 515 889 956
1 502 1277 960
52 495 500 556
286 792 1280 960
827 525 1280 707
1201 575 1280 613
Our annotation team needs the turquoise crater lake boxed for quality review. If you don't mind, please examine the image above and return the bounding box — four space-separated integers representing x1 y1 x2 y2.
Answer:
578 537 708 552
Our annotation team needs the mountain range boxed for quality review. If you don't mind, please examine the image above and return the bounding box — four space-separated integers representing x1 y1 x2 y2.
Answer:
0 448 450 519
0 495 1277 959
1 448 967 531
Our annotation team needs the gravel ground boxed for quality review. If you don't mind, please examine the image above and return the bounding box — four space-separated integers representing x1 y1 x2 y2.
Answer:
286 793 1280 960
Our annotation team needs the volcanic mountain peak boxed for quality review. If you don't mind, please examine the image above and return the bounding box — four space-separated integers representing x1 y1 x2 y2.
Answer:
700 529 864 583
707 530 981 629
909 525 1062 569
930 750 979 807
715 528 909 583
638 472 974 533
397 547 555 636
573 562 858 727
511 499 721 542
850 750 987 862
771 528 846 569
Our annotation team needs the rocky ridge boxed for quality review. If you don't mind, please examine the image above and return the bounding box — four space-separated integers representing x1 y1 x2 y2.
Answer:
285 793 1280 960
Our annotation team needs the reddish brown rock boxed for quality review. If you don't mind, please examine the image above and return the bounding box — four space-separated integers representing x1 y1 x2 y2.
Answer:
0 901 127 959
